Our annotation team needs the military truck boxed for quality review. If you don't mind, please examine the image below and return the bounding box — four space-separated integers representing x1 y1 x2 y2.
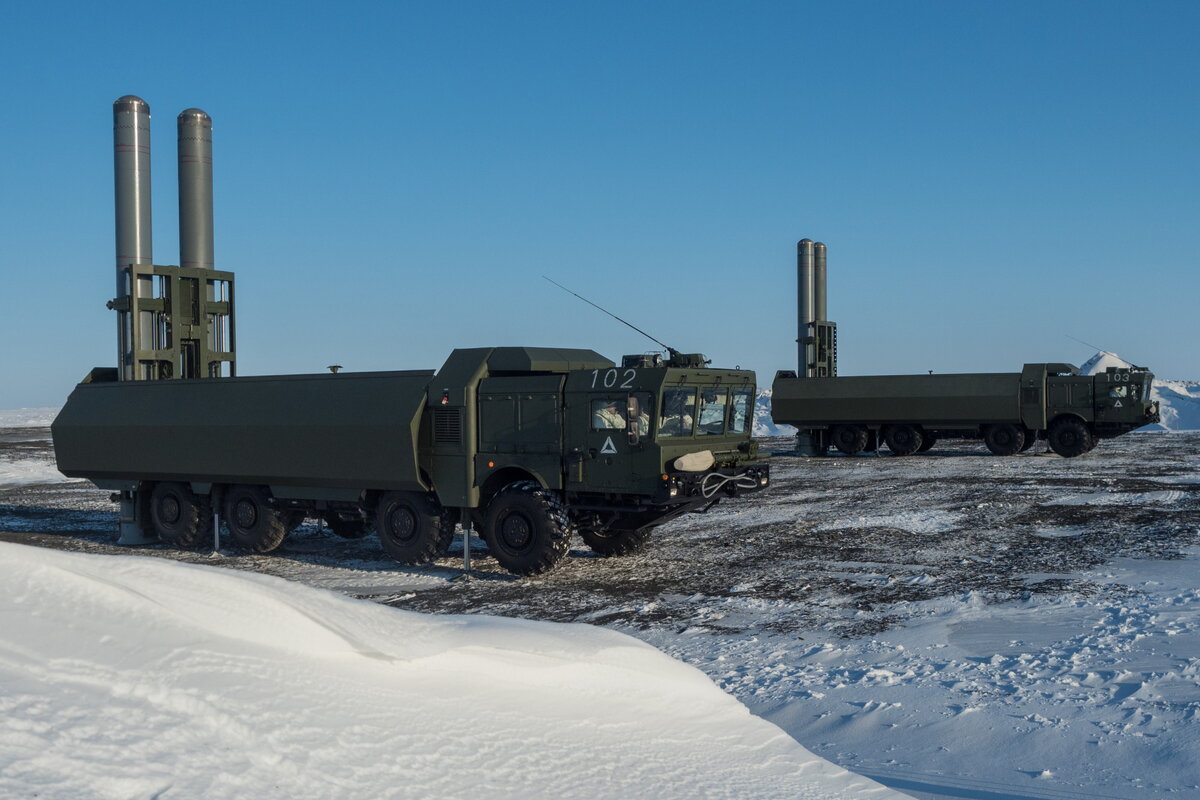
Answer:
54 347 769 575
772 237 1159 458
771 362 1160 458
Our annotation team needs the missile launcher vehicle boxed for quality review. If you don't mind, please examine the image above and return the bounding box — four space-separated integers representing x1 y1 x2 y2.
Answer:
771 239 1160 458
55 349 768 575
50 97 768 575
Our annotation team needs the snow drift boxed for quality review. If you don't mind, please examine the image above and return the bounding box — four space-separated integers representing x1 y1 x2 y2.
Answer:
0 543 904 800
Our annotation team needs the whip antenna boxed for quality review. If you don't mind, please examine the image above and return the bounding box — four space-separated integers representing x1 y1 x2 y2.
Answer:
543 276 680 357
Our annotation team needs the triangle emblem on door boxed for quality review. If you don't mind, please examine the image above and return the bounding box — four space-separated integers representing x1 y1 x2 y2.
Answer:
600 436 618 454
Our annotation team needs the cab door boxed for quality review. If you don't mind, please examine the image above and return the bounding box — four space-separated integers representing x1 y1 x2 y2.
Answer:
573 391 652 491
1094 372 1136 424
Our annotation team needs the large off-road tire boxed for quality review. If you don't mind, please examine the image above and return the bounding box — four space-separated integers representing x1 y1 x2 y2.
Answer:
983 423 1025 456
375 492 453 565
149 482 211 548
1047 417 1093 458
580 526 653 557
1019 432 1037 453
224 485 288 553
831 424 869 455
918 435 938 453
482 482 573 576
884 424 923 456
325 514 369 539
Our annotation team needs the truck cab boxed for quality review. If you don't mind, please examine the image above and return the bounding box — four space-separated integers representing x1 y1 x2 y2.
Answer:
563 352 764 500
430 347 769 573
1047 366 1159 444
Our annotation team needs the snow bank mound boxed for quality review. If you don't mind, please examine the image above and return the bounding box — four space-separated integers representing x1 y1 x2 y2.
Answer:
1079 350 1137 376
0 543 903 800
754 389 796 437
1152 379 1200 431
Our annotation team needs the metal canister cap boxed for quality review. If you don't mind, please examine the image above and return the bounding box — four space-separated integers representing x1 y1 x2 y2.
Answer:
113 95 150 114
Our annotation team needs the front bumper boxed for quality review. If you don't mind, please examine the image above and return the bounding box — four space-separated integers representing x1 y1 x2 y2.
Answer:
656 463 770 503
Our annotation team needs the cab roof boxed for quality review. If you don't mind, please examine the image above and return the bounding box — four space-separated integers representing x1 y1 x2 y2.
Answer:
486 347 614 373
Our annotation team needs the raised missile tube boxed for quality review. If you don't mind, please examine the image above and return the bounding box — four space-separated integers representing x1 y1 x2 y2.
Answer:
113 95 154 381
797 238 815 376
178 109 214 270
814 241 827 322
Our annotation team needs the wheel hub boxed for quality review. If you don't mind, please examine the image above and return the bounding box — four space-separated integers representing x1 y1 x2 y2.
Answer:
500 513 533 550
387 506 417 542
234 498 258 528
160 496 180 524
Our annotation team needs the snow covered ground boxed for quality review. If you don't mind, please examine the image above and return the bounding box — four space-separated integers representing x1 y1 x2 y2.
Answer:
0 407 59 428
2 423 1198 799
0 542 899 800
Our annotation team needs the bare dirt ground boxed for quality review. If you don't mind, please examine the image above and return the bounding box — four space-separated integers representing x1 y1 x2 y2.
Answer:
3 428 1196 637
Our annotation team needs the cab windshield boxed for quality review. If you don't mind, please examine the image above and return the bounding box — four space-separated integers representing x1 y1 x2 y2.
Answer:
660 385 754 437
659 387 696 437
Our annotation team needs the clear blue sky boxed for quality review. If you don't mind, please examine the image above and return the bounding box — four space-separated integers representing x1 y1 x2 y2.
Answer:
2 1 1196 408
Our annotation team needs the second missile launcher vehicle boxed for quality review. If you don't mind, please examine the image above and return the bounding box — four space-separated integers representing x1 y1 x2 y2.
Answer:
54 347 769 575
772 362 1160 458
771 237 1160 458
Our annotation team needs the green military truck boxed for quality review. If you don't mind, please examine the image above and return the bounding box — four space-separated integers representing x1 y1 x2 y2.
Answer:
53 347 768 575
771 362 1160 458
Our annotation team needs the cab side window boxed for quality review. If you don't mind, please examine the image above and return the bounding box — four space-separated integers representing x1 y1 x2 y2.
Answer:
659 388 696 437
592 393 653 433
591 398 627 430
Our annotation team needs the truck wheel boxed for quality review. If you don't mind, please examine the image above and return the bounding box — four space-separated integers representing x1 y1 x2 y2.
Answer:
375 492 453 564
918 435 938 453
149 482 211 548
1047 418 1093 458
983 424 1025 456
884 425 923 456
831 424 868 455
325 514 369 539
483 483 572 576
224 485 288 553
1019 432 1037 453
580 526 652 557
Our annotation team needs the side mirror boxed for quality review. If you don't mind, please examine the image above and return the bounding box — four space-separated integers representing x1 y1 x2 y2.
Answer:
626 395 641 446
